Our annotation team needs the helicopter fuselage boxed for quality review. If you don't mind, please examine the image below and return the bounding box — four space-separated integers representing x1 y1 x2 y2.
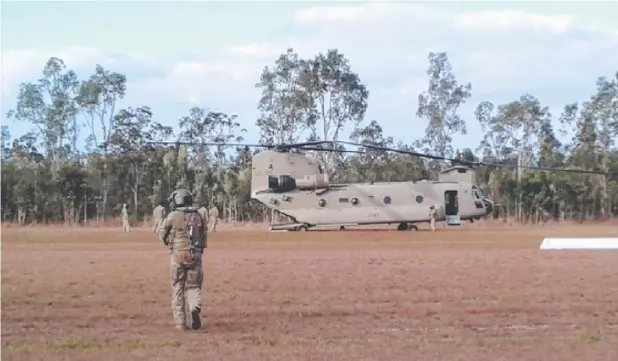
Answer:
249 149 493 230
252 179 492 228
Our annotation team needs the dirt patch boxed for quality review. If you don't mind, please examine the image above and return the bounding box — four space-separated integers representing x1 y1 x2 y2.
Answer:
2 225 617 361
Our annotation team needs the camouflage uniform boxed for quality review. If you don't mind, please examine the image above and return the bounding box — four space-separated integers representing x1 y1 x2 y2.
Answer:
159 189 207 331
152 204 166 234
208 205 219 232
429 205 436 232
122 204 131 232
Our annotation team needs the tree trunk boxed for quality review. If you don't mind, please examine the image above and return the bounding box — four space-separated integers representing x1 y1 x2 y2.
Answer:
102 159 109 221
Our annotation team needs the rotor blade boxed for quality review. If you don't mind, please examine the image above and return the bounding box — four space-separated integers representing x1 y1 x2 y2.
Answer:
146 141 267 148
336 140 461 162
146 140 607 175
302 146 364 154
335 140 608 175
278 140 335 149
474 161 608 175
146 140 336 151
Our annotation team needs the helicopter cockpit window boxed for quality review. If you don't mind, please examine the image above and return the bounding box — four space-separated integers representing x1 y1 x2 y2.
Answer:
383 196 392 205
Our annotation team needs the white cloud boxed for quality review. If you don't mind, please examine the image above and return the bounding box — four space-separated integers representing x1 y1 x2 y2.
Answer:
1 46 111 95
294 3 413 24
452 10 576 33
0 46 163 98
226 43 282 59
2 3 617 148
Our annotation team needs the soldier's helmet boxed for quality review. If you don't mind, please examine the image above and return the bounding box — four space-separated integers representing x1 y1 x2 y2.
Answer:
170 189 193 208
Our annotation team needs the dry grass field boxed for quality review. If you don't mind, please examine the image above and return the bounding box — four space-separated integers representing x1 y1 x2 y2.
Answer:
2 222 618 361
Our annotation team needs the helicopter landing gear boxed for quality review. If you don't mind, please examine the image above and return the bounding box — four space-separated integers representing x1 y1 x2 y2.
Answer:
397 222 418 231
340 225 346 230
295 225 308 232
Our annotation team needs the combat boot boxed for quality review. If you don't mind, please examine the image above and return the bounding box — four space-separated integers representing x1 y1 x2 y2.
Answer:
191 307 201 330
175 324 188 331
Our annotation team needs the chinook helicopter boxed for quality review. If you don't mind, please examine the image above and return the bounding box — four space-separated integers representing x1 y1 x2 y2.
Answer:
150 140 608 232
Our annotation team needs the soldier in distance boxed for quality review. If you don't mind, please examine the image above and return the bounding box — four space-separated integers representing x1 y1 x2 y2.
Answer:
158 189 207 331
152 201 166 234
208 202 219 232
121 204 131 232
429 205 436 232
197 202 209 231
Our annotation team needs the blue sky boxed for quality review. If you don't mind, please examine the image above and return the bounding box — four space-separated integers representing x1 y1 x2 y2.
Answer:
2 1 617 152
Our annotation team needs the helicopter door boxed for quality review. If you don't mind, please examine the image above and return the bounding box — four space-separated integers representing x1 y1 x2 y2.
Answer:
444 190 460 226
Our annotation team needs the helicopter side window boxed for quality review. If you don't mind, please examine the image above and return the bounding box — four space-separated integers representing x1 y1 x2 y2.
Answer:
383 196 392 205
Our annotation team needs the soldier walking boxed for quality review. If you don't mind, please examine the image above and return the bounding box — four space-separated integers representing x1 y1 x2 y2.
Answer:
429 205 436 232
158 189 207 331
152 202 166 234
197 202 209 231
208 203 219 232
122 204 131 232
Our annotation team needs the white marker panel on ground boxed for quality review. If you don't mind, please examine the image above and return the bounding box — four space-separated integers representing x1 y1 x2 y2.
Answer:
540 238 618 250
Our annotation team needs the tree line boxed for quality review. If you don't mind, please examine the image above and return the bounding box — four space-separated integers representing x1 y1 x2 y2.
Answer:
1 48 617 225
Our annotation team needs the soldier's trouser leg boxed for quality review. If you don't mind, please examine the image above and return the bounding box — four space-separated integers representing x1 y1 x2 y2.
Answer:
187 256 203 330
430 219 435 231
170 254 187 326
170 253 203 328
152 220 160 233
185 256 203 312
210 220 218 232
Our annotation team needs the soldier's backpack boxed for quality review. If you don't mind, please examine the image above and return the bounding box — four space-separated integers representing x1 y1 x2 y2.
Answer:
182 208 206 255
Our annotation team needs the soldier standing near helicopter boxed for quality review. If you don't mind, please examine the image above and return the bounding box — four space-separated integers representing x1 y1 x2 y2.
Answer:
152 201 166 234
122 204 131 232
429 205 436 232
197 202 209 230
208 203 219 232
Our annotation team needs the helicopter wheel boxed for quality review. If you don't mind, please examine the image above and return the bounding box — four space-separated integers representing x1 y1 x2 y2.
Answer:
397 222 409 231
339 225 345 230
296 225 308 232
408 225 418 231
